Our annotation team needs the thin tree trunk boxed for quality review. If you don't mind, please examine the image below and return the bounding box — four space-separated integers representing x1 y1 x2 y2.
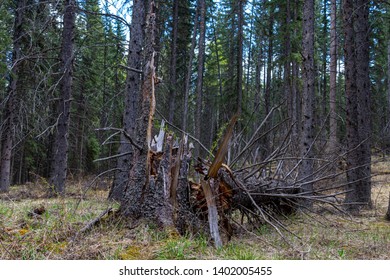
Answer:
262 8 274 160
110 0 146 200
388 38 390 129
321 0 328 138
284 0 292 127
237 0 244 116
194 0 206 160
49 0 76 194
329 0 338 153
168 0 179 123
182 3 199 132
300 0 315 200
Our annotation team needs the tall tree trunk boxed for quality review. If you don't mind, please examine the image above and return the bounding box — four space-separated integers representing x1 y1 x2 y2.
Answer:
300 0 315 200
0 0 25 192
388 37 390 130
194 0 206 160
284 0 292 127
49 0 76 194
321 0 328 138
262 8 274 160
168 0 179 123
354 0 371 208
182 3 199 132
329 0 338 153
343 0 372 212
237 0 244 116
120 1 168 224
109 0 146 201
343 0 358 206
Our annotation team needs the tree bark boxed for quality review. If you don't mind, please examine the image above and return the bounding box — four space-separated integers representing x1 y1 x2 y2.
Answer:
237 0 244 116
354 0 371 207
300 0 315 199
343 0 372 212
262 7 274 160
168 0 179 124
120 1 164 223
388 37 390 131
49 0 76 194
0 0 25 192
386 4 390 153
110 0 146 201
329 0 338 153
182 3 199 132
194 0 206 160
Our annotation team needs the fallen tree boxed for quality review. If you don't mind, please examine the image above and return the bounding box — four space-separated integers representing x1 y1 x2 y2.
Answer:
107 1 345 248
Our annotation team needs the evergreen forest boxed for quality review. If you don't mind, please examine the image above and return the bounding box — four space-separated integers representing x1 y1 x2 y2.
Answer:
0 0 390 260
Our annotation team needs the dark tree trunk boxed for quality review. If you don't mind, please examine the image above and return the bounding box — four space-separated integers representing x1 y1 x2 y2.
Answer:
329 0 338 153
0 0 25 192
299 0 315 199
182 3 199 132
262 7 274 160
168 0 179 124
120 1 170 224
388 37 390 130
110 0 146 201
194 0 206 159
237 0 244 116
285 0 292 128
343 0 372 212
49 0 76 194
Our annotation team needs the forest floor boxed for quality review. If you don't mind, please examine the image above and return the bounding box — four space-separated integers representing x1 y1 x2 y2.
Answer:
0 158 389 260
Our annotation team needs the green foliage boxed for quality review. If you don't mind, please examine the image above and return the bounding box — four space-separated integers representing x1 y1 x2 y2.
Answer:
86 136 101 172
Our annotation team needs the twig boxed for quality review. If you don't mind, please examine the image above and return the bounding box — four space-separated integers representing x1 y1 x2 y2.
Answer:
0 234 16 259
96 127 143 151
71 207 113 241
119 64 143 74
93 152 132 163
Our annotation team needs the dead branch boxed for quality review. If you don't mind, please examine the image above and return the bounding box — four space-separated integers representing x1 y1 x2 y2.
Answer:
72 207 113 241
119 64 143 74
96 127 143 151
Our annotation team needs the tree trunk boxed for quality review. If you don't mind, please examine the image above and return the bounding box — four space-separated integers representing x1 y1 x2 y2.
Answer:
237 0 244 116
110 0 146 201
262 7 274 160
388 37 390 131
194 0 206 160
0 0 24 192
354 0 371 208
300 0 315 199
343 0 372 212
329 0 338 153
182 2 199 132
387 35 390 133
49 0 75 194
119 1 169 224
285 0 292 129
168 0 179 124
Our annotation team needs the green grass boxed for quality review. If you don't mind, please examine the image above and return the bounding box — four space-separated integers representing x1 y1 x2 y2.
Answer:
1 167 390 260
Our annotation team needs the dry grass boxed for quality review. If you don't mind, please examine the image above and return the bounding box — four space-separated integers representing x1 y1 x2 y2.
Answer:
1 159 389 260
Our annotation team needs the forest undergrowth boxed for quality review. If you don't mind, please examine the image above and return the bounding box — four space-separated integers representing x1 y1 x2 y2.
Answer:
0 158 389 260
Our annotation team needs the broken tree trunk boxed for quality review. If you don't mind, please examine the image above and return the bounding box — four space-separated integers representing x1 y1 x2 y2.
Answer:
120 1 159 220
